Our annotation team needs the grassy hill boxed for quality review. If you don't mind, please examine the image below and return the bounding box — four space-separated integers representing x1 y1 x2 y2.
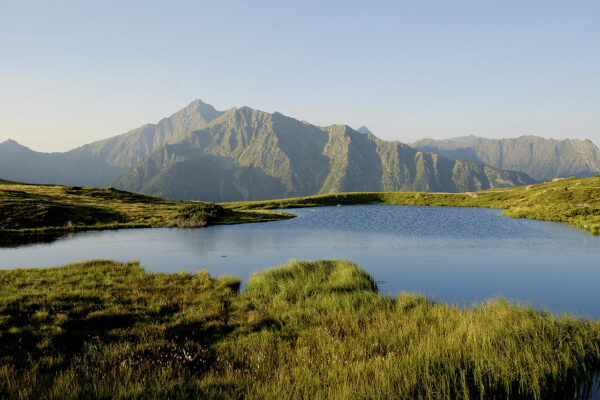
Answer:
1 259 599 399
2 176 599 397
0 181 292 237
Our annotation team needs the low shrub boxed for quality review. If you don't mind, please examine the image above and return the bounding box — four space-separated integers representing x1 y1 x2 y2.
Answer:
169 202 225 227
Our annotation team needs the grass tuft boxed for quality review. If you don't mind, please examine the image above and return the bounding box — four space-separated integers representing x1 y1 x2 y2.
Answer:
247 259 377 304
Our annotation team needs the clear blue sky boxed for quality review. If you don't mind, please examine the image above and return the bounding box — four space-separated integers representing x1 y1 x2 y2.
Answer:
1 0 599 151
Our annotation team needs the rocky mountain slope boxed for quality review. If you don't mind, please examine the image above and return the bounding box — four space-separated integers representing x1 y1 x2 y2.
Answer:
112 107 534 201
1 100 535 201
0 100 222 187
412 135 600 182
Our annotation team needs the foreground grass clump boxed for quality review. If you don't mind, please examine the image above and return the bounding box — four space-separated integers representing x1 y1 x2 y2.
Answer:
246 259 378 303
2 260 600 399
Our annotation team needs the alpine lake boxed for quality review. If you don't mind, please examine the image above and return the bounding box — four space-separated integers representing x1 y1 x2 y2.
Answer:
2 204 600 319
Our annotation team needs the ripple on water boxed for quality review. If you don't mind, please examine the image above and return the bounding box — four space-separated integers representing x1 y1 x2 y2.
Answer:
1 205 600 318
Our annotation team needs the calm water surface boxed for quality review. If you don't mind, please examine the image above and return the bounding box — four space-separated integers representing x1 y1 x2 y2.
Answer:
2 205 600 318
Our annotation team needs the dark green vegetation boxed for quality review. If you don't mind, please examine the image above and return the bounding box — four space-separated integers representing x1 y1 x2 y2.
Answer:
228 175 600 235
0 100 534 201
0 181 292 236
1 259 600 399
176 202 224 222
168 202 226 227
412 135 600 182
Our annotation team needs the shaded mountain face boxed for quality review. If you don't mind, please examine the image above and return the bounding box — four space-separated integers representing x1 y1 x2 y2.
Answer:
0 100 223 186
412 136 600 182
112 107 534 201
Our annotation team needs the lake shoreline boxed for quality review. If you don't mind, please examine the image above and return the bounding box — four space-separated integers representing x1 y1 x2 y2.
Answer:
2 259 600 399
2 176 599 239
3 204 600 319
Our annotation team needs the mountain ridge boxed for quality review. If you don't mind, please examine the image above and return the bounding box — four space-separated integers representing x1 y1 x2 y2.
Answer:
111 106 534 201
356 125 374 135
412 135 600 182
0 100 548 201
0 99 223 187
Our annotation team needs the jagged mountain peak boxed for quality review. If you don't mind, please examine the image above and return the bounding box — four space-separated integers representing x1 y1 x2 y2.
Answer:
0 139 30 151
217 106 275 123
111 106 534 201
1 138 19 146
187 98 214 107
356 125 373 135
3 99 579 199
165 99 224 124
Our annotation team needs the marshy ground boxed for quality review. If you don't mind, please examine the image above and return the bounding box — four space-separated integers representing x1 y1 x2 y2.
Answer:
1 259 599 399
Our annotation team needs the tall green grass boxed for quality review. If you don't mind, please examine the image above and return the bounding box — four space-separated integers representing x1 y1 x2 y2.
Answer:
1 259 600 399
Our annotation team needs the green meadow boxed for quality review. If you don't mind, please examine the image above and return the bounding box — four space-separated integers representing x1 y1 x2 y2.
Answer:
2 259 600 399
0 180 293 236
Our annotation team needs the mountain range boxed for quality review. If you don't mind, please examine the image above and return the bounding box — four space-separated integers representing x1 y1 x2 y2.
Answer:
0 100 223 188
412 135 600 182
3 99 596 201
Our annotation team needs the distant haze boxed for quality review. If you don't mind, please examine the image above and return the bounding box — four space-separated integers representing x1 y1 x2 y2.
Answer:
1 1 600 152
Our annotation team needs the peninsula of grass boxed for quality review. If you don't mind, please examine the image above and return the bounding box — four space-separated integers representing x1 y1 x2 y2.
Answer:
1 175 599 237
0 181 294 237
1 259 599 399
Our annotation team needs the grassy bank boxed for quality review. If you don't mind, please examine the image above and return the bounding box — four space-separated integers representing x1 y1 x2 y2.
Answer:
1 176 599 236
227 175 600 235
0 181 293 235
1 259 599 399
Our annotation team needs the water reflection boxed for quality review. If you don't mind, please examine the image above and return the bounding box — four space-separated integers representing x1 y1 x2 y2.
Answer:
0 231 66 247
